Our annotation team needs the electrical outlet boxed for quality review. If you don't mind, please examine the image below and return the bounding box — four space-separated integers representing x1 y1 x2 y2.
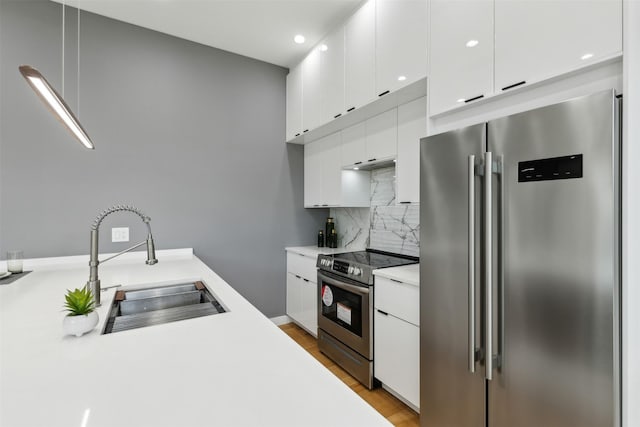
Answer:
112 227 129 243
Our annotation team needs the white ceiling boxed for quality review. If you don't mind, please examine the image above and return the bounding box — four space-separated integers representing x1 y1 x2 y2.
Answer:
51 0 363 68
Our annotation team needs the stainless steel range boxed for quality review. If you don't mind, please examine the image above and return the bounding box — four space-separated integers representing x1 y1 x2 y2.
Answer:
316 249 419 389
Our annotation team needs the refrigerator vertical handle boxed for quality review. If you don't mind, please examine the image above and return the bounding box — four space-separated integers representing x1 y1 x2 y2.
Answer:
485 151 493 381
468 155 476 373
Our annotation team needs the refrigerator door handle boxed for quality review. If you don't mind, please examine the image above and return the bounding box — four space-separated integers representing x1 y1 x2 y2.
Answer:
498 154 505 372
484 151 493 381
468 155 476 373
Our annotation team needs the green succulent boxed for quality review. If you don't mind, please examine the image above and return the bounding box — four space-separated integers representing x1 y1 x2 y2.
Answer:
63 286 95 316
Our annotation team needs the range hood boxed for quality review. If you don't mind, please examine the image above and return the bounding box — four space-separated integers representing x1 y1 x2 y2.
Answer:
344 158 396 171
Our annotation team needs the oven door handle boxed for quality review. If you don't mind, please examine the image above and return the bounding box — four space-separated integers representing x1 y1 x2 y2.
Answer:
317 271 370 296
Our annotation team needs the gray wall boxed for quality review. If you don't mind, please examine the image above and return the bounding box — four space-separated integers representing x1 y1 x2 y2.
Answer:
0 0 327 317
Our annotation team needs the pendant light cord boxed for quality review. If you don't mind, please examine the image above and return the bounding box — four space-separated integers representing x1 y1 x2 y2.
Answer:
61 0 81 115
77 5 80 117
61 0 65 97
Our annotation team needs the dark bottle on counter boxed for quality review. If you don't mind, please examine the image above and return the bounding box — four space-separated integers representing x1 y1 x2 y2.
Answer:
329 228 338 248
317 230 325 247
325 217 335 241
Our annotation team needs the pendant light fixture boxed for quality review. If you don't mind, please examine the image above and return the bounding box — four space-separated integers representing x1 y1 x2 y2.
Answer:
19 2 94 150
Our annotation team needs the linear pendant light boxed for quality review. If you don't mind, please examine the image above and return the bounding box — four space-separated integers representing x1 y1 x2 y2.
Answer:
19 2 94 150
19 65 94 150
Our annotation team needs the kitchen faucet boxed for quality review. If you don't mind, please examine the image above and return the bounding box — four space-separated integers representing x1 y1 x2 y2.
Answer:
87 205 158 306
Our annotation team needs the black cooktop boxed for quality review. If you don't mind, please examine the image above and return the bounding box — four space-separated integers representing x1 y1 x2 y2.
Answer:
331 249 418 269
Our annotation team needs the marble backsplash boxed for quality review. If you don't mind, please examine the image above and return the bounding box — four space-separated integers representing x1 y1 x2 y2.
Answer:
330 167 420 257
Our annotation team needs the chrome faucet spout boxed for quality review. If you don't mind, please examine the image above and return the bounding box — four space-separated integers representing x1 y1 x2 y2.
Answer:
87 205 158 306
146 234 158 265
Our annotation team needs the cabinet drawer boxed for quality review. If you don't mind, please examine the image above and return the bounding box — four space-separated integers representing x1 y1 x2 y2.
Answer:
374 276 419 325
287 252 319 282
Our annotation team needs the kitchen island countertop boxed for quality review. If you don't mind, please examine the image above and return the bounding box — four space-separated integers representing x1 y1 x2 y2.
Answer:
0 249 390 427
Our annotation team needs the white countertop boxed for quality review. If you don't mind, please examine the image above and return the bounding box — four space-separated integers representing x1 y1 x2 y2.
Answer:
0 249 390 427
373 263 420 286
285 245 362 258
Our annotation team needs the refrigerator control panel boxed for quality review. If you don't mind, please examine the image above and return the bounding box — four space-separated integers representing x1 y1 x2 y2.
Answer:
518 154 583 182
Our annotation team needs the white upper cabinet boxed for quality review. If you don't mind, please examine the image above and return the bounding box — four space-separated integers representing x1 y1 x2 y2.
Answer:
397 97 426 204
375 0 428 96
305 133 369 208
304 138 325 207
366 109 397 161
344 0 376 111
341 122 367 167
320 28 346 123
494 0 622 92
323 133 343 207
302 48 323 133
429 0 494 115
341 110 397 167
286 64 303 140
304 134 339 207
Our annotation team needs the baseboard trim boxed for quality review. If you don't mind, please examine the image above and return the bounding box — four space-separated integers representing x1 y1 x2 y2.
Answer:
381 383 419 414
270 315 292 326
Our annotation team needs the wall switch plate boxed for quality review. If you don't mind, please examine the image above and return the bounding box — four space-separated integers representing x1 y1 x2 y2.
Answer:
112 227 130 243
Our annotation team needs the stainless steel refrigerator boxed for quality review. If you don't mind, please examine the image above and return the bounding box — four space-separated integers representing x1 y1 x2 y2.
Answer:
419 90 621 427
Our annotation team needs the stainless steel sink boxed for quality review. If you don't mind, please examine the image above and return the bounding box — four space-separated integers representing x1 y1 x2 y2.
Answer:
102 281 226 334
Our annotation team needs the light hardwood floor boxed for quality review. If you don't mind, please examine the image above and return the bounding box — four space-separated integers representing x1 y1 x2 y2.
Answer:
279 323 419 427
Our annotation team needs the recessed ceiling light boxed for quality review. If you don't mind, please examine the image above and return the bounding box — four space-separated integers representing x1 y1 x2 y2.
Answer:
294 35 305 44
581 53 594 60
397 75 407 81
353 167 359 170
457 98 465 103
466 40 479 48
319 44 328 52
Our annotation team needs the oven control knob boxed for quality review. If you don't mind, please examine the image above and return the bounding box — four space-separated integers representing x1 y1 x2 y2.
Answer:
353 267 362 276
348 266 354 274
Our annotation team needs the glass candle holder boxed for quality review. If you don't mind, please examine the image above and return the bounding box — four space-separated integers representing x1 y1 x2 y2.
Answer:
7 250 23 274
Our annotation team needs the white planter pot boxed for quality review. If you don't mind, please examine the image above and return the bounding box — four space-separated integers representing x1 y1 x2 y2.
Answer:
63 311 99 337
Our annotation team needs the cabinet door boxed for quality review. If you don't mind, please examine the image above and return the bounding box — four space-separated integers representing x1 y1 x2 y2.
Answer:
397 97 425 204
375 310 420 408
345 0 376 111
375 0 428 96
286 64 303 140
322 132 343 207
495 0 622 93
341 122 367 167
366 108 397 161
302 48 324 132
286 273 303 325
320 28 345 123
300 278 318 337
304 140 324 207
429 0 494 115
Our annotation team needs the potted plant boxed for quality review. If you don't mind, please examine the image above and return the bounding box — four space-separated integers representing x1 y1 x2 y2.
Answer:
63 286 99 337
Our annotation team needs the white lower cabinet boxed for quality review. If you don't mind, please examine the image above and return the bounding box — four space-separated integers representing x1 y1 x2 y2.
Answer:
286 252 319 336
375 310 420 409
300 276 318 336
374 275 420 409
286 273 303 325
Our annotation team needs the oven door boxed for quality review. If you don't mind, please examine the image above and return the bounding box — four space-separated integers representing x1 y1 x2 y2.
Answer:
317 270 372 359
